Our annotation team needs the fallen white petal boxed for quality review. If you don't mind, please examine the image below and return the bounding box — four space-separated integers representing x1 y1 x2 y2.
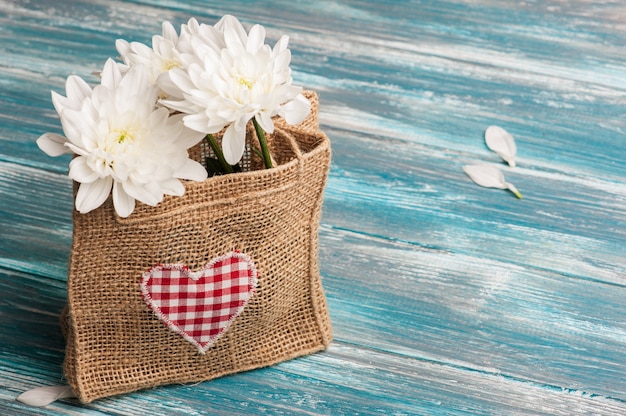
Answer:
485 125 516 167
463 164 522 199
463 164 507 189
17 385 75 407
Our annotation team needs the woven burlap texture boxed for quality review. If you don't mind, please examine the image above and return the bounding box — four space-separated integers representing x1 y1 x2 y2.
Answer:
63 91 332 403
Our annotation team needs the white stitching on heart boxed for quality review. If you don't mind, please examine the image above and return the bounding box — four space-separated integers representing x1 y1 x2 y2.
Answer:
140 251 258 354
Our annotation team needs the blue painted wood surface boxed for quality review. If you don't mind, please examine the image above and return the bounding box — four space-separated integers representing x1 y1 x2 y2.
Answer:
1 0 626 414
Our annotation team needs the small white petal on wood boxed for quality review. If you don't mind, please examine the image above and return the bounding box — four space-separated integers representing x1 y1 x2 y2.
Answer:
463 164 522 199
485 125 517 167
463 164 507 189
16 385 76 407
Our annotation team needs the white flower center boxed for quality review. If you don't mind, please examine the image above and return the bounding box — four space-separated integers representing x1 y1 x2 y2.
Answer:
116 130 134 144
89 124 145 180
161 58 181 72
238 76 253 89
106 128 137 153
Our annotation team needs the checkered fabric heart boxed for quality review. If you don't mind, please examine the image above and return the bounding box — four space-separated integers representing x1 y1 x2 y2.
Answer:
141 252 258 354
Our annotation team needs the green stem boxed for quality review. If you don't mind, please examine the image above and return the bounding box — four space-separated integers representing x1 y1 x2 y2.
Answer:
253 118 273 169
251 147 264 160
205 133 233 174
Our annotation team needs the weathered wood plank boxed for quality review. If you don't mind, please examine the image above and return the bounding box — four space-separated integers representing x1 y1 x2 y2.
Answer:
322 126 626 285
0 162 72 278
320 226 626 398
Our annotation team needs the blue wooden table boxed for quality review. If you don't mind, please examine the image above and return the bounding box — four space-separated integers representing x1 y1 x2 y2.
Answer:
2 0 625 414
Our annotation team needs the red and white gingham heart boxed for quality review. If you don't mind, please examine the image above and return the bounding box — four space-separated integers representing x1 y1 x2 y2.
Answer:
141 252 258 354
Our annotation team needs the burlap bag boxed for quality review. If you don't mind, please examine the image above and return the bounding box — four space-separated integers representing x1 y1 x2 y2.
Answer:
62 92 332 403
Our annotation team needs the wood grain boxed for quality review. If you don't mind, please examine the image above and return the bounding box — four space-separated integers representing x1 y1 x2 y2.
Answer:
1 0 625 414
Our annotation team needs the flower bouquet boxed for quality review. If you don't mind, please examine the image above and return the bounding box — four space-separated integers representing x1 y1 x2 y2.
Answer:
35 15 332 403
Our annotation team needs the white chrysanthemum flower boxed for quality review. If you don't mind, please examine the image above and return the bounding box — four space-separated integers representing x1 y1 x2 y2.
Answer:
115 18 226 100
36 59 207 217
116 21 183 98
162 15 311 165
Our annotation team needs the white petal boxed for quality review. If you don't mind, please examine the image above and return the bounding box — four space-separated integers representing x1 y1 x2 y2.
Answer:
187 61 208 89
116 65 154 111
162 21 178 43
160 114 205 149
485 125 517 167
463 164 507 189
255 111 274 133
122 180 162 207
160 97 196 115
160 178 185 196
219 15 247 51
75 177 112 214
176 125 207 149
36 133 72 156
172 66 198 92
156 72 183 99
222 122 247 165
58 108 87 144
282 94 311 125
112 181 136 218
50 90 68 114
65 75 92 105
174 159 208 181
182 113 214 133
128 40 154 62
186 17 200 30
273 48 292 74
69 157 99 183
463 164 522 199
50 76 88 115
247 24 266 53
148 106 170 132
64 141 90 157
115 39 131 60
273 35 289 54
100 58 123 90
17 385 75 407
